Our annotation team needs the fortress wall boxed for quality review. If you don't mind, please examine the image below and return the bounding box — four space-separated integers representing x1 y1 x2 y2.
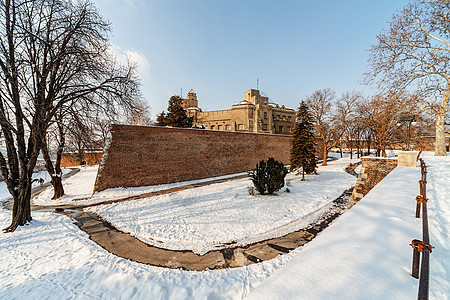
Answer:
197 110 231 119
94 125 292 192
60 151 103 168
348 157 398 209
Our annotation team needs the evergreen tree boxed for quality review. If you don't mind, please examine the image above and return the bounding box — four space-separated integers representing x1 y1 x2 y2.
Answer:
155 111 168 126
290 101 317 181
249 158 288 195
155 95 193 128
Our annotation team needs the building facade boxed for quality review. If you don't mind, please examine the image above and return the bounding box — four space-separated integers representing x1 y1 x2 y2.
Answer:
181 89 296 134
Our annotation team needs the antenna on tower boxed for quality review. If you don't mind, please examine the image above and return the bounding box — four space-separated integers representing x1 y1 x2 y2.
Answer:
257 78 259 90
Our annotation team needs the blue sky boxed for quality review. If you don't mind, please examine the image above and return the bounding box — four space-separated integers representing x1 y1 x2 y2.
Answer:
93 0 410 119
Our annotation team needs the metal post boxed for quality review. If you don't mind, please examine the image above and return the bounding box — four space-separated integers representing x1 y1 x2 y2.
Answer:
418 166 430 300
412 246 420 278
407 121 411 150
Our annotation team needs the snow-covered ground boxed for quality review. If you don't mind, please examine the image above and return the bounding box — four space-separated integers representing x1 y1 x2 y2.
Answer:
31 166 252 206
31 166 98 204
0 210 297 299
1 153 449 299
0 168 72 204
86 157 355 254
247 152 450 299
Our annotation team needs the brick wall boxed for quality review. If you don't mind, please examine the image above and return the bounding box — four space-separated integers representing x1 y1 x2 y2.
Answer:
94 125 292 192
348 157 398 209
61 151 103 168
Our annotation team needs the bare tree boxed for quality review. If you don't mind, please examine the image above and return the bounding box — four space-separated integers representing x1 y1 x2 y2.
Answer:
306 88 358 165
367 0 450 156
0 0 140 232
126 99 152 125
358 91 421 157
334 91 362 157
305 88 335 166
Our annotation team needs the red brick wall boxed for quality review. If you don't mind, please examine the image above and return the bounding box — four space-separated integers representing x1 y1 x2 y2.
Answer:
94 125 292 192
60 152 103 168
348 157 398 208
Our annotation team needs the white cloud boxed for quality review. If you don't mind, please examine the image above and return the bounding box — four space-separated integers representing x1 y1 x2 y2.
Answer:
94 0 143 11
109 44 151 80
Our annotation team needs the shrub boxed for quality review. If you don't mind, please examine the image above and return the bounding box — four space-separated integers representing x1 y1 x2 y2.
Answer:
249 158 288 195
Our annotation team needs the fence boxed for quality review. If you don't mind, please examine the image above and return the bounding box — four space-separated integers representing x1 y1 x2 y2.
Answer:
410 156 433 299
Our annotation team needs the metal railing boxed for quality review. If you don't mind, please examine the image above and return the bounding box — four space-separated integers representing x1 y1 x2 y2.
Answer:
410 157 433 300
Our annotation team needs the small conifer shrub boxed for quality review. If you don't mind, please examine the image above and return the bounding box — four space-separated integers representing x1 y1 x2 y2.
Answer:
249 157 288 195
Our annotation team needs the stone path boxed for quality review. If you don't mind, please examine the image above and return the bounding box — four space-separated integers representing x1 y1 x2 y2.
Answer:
70 188 353 271
7 161 356 271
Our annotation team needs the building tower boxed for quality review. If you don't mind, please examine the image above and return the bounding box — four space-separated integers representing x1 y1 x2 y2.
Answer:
181 89 198 109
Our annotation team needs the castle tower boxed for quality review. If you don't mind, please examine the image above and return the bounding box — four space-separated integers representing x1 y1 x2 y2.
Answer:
181 89 198 109
243 89 269 105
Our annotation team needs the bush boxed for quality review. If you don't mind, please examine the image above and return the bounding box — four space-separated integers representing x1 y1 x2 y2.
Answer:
249 158 288 195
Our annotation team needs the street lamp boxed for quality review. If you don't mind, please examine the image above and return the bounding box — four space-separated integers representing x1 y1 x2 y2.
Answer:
397 115 417 151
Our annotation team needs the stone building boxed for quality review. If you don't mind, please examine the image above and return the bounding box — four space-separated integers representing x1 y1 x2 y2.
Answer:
181 89 296 134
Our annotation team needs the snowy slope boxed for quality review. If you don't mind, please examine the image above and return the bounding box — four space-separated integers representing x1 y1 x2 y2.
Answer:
246 153 450 300
1 153 448 299
0 209 298 299
86 157 356 254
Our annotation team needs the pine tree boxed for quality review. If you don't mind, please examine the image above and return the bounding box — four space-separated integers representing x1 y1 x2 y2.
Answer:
155 111 168 126
155 95 193 128
166 95 193 127
290 101 317 181
249 158 288 195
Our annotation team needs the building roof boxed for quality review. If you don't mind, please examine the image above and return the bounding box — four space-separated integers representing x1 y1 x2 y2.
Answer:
233 100 254 106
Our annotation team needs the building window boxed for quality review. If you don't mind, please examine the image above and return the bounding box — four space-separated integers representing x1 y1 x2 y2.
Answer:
264 112 268 119
287 126 291 132
279 126 283 132
263 124 268 130
276 115 280 121
211 125 215 130
238 124 244 130
288 116 291 122
218 125 222 130
225 125 230 130
282 115 286 120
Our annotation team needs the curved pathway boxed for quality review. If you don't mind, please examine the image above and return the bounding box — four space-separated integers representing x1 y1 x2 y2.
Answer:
73 189 352 271
11 159 358 271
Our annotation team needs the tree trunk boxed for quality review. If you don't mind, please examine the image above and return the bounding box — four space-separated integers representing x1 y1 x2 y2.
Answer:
435 83 449 156
3 179 32 232
322 146 328 166
41 134 65 199
51 175 64 199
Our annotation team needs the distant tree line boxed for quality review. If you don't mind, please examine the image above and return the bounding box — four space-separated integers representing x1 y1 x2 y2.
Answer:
299 88 430 164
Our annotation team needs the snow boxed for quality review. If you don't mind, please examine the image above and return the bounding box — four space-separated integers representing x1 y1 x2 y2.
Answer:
0 169 72 204
1 152 449 299
32 166 98 204
247 152 450 299
234 100 254 106
0 210 295 299
86 157 355 254
31 167 254 206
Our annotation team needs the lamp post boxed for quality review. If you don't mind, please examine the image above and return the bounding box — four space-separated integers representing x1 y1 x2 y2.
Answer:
397 116 417 151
